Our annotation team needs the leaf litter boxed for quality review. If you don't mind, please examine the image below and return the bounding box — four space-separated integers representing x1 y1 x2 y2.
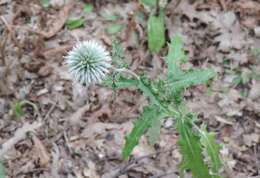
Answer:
0 0 259 177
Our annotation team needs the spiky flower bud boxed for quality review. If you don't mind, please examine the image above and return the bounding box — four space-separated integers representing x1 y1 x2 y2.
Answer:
65 40 111 85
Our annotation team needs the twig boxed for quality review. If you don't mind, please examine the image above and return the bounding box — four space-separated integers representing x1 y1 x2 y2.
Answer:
0 16 10 65
105 148 175 178
0 122 42 159
0 16 12 32
0 16 23 59
63 131 73 154
111 67 140 80
43 101 57 120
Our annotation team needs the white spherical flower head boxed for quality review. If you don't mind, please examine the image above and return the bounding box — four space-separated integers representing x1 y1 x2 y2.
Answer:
65 40 111 85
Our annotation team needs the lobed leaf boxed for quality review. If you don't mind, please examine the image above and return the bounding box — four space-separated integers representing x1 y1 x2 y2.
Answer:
200 126 222 178
122 106 162 159
168 69 216 92
166 35 186 81
177 117 212 178
102 75 139 89
147 117 162 145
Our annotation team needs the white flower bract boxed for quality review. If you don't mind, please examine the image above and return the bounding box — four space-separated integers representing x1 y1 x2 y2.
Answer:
65 40 111 85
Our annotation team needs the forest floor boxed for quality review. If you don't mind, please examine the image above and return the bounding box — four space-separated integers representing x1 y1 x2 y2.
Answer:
0 0 260 178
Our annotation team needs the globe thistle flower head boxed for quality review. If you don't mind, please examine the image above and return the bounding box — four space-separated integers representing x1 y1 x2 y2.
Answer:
65 40 111 85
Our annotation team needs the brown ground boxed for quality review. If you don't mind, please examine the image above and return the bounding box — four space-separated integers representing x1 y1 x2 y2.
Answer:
0 0 260 178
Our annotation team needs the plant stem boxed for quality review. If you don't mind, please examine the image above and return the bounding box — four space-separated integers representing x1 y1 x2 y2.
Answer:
110 66 140 80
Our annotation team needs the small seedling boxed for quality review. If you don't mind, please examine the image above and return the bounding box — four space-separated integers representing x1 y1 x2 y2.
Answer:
12 100 38 120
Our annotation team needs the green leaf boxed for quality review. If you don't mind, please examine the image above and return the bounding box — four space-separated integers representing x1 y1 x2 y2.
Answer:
168 69 216 91
140 0 156 7
0 162 5 178
102 75 139 89
106 24 124 35
65 17 85 30
13 100 38 120
40 0 49 8
122 106 161 159
147 117 162 145
100 11 118 21
166 34 186 81
200 126 222 178
138 78 166 111
83 3 93 13
111 40 128 68
177 118 212 178
148 12 165 53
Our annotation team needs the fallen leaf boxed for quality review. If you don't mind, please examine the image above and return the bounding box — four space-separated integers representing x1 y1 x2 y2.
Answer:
38 64 53 77
0 122 42 159
32 135 50 167
249 81 260 99
67 104 90 125
38 1 74 39
243 133 259 147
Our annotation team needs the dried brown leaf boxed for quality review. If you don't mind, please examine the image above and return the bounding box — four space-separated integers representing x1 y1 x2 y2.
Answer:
0 122 42 159
38 1 74 39
32 135 50 167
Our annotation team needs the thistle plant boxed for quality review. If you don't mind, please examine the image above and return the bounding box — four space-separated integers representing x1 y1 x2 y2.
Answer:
65 40 111 85
66 35 223 178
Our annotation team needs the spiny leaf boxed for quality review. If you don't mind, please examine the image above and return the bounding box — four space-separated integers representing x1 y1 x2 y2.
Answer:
166 34 186 81
148 12 165 53
200 126 222 178
137 78 179 118
122 106 161 159
138 78 165 109
147 117 162 145
177 117 212 178
168 69 216 92
102 75 139 89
